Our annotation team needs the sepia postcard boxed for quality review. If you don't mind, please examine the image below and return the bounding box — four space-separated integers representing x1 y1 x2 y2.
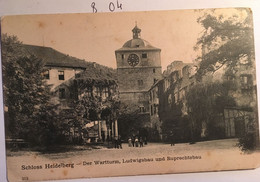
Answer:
1 8 260 182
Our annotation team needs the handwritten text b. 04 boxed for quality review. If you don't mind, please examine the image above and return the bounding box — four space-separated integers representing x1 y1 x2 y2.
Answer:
91 0 123 13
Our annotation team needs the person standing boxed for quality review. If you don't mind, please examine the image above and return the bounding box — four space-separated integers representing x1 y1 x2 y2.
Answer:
139 137 143 147
131 136 135 147
128 137 132 147
135 136 139 147
114 136 118 148
170 131 175 146
118 135 122 149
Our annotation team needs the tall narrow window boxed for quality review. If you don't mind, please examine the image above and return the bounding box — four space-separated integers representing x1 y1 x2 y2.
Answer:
95 87 102 97
121 54 125 60
139 106 145 113
104 87 109 97
240 74 252 85
153 68 156 73
59 88 65 99
154 104 157 115
58 71 64 80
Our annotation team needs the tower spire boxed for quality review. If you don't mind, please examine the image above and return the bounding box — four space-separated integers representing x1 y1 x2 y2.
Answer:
132 23 141 39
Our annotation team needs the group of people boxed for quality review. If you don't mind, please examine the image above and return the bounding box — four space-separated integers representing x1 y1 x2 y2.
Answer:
112 135 148 149
128 136 147 147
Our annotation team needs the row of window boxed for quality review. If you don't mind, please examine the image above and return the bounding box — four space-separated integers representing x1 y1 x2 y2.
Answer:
43 70 65 80
166 74 253 106
226 74 253 91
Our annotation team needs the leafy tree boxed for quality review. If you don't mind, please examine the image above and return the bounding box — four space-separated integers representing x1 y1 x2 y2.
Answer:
160 102 184 142
195 8 254 80
194 8 258 149
2 34 62 147
186 81 236 140
117 103 150 140
65 78 121 143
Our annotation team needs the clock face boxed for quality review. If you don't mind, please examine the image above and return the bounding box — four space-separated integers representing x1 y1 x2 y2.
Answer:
127 54 139 67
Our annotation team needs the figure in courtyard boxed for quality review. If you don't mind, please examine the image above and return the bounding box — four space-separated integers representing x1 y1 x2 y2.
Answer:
139 137 144 147
131 136 135 147
170 131 175 146
135 136 139 147
128 137 132 147
118 135 122 149
144 137 147 145
114 136 118 148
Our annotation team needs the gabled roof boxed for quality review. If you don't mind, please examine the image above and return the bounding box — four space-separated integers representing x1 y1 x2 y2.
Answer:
77 63 117 81
21 44 90 69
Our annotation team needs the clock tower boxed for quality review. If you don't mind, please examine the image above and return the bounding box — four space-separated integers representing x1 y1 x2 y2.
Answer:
115 25 162 112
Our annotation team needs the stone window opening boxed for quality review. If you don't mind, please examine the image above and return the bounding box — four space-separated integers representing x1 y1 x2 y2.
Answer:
240 74 252 85
104 87 109 98
58 70 64 80
86 87 92 97
95 87 102 97
153 104 157 115
240 74 253 90
139 106 145 113
142 53 147 59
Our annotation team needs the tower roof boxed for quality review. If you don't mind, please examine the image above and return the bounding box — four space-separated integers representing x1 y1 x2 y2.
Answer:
116 25 160 52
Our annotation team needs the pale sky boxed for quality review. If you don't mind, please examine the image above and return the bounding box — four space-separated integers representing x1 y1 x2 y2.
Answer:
2 10 205 70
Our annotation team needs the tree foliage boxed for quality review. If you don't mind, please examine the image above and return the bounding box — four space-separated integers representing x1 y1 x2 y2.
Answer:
186 81 236 139
195 8 254 80
117 103 150 140
2 34 63 147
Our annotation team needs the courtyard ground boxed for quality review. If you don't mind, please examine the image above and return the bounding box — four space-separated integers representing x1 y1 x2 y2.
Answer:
6 138 260 181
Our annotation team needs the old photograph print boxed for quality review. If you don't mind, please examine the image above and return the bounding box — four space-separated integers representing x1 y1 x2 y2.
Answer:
1 8 260 181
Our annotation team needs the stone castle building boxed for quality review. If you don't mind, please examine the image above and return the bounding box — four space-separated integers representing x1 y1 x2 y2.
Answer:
20 44 119 143
115 25 162 113
21 44 88 90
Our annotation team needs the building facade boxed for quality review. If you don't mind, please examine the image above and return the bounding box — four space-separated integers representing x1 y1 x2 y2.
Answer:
22 44 88 90
115 25 162 113
153 57 258 142
222 56 258 138
153 61 196 142
56 65 119 143
21 44 119 143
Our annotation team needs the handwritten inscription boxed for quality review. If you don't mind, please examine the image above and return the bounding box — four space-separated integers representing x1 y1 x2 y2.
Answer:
91 0 123 13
